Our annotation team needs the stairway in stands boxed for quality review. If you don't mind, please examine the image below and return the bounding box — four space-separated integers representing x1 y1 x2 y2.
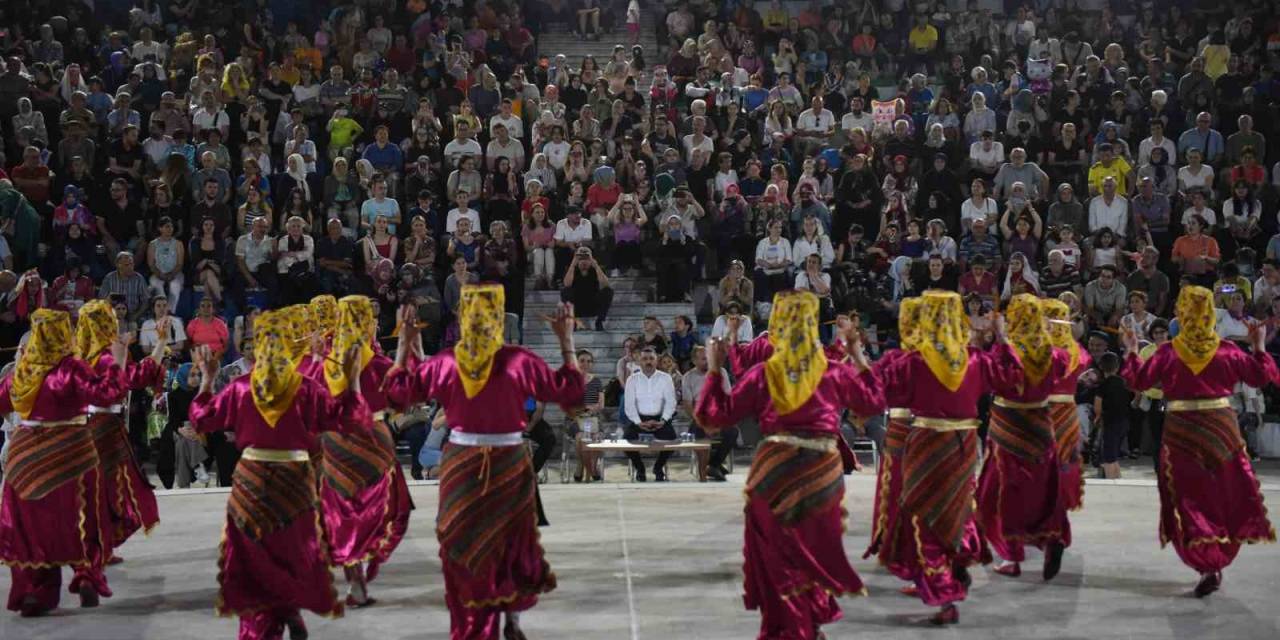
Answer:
522 276 694 427
535 4 662 93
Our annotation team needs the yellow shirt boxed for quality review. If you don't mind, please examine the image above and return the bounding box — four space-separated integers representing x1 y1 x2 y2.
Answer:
1088 157 1132 194
1202 44 1230 80
908 25 939 53
763 9 788 29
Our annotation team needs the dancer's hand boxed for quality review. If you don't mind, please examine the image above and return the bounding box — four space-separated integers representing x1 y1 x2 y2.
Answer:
110 335 129 367
706 336 726 373
394 305 418 370
548 302 576 345
1246 319 1266 353
1121 326 1139 354
726 314 742 343
193 346 219 389
344 345 363 393
846 331 870 372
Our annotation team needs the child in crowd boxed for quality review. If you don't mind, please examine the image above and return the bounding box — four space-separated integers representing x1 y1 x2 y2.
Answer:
1093 352 1128 479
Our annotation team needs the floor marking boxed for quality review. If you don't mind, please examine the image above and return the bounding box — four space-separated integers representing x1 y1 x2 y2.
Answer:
617 494 641 640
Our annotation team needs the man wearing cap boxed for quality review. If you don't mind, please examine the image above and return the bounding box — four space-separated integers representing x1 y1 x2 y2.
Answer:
958 217 1002 273
561 246 613 331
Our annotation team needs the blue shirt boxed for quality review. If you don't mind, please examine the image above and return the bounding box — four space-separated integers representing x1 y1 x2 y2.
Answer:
360 197 401 235
361 141 404 173
1177 128 1225 162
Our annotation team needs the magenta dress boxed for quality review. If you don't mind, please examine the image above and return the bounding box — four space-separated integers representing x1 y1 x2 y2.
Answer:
85 352 163 555
314 353 415 581
1121 342 1277 574
863 349 912 572
696 360 884 640
727 332 846 376
1048 351 1092 511
384 346 584 640
189 376 369 640
0 357 124 613
976 348 1073 563
878 346 1022 607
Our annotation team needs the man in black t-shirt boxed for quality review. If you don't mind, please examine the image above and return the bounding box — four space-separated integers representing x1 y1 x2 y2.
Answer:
98 178 144 255
560 246 614 331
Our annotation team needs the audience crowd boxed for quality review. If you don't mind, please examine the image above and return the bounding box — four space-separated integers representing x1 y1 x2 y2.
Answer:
1 0 1279 481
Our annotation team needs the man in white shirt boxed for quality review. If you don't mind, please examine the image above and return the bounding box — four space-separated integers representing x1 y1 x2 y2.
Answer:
681 116 715 160
795 95 835 154
445 190 481 234
442 120 482 168
1088 177 1129 239
840 96 874 137
190 90 230 139
681 345 735 481
485 122 525 171
624 347 678 481
234 216 276 300
1137 120 1177 168
489 99 524 139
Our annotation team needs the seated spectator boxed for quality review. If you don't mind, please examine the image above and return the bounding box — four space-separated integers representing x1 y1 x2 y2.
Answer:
568 349 605 483
1221 181 1262 251
639 317 668 354
1085 227 1123 275
186 296 230 359
958 217 1001 272
1040 250 1081 299
360 214 399 276
98 251 149 323
1084 265 1128 330
561 247 613 332
276 216 315 304
682 345 735 481
1120 291 1157 343
1001 252 1041 301
1087 177 1129 241
188 216 227 305
669 315 696 370
753 220 793 305
139 294 187 355
1171 214 1220 286
623 347 677 482
234 216 276 304
717 260 754 316
1126 247 1171 317
46 257 95 318
146 217 185 308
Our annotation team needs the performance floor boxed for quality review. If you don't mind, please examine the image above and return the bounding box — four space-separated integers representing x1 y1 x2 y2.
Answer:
2 466 1279 640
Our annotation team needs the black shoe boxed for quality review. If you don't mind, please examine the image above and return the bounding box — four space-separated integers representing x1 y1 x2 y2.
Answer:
411 466 424 481
954 565 972 589
706 465 726 482
1043 542 1065 581
1194 571 1222 598
654 468 668 482
573 473 583 483
595 319 606 331
634 467 647 482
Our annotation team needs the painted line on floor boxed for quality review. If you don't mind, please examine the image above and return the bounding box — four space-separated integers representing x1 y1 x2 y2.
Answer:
616 494 641 640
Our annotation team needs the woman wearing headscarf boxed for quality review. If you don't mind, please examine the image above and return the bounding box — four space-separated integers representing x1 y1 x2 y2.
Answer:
863 298 922 585
385 286 582 640
1041 298 1093 513
0 309 129 616
74 299 168 561
1120 286 1277 598
975 294 1073 580
314 296 415 608
696 290 884 640
184 306 371 639
878 291 1022 624
1000 251 1041 301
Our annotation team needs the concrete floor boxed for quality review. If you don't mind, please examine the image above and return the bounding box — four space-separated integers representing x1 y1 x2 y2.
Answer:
2 469 1279 640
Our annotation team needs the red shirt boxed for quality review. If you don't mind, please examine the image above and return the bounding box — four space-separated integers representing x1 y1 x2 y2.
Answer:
187 316 230 356
586 182 621 213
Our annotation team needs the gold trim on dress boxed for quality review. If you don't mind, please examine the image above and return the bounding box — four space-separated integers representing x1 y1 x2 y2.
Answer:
912 417 980 431
993 397 1049 409
888 408 913 419
762 434 838 452
241 447 311 462
1047 394 1075 404
1165 398 1231 412
17 415 88 428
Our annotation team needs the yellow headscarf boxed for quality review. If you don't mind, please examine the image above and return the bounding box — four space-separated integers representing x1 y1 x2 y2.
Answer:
75 299 118 368
916 291 970 392
279 304 314 364
1040 298 1080 374
1006 293 1053 386
1171 286 1221 375
324 296 376 397
11 309 74 419
310 294 339 341
764 291 828 415
456 284 506 398
250 308 309 427
898 297 924 351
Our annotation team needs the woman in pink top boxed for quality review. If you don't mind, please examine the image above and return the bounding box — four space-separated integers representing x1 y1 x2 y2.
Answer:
186 296 231 358
697 291 884 640
384 286 582 640
0 310 128 616
185 307 370 639
1121 286 1277 598
975 294 1073 581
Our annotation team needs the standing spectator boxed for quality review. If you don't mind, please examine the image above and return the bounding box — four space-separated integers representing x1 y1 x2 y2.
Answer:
1126 247 1172 317
561 247 613 332
1171 215 1221 286
523 204 557 290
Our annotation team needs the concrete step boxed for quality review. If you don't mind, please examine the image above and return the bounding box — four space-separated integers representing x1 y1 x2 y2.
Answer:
524 302 694 319
524 330 645 347
526 289 649 305
524 277 654 292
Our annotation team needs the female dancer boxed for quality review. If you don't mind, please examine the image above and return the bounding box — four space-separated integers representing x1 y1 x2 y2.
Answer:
74 298 167 561
1120 286 1276 597
317 295 414 607
975 294 1072 580
878 290 1021 625
0 309 128 616
185 308 370 639
863 298 921 586
385 285 582 640
1041 298 1092 512
696 290 885 640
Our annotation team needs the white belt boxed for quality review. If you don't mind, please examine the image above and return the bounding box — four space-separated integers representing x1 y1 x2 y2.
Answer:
19 416 89 428
88 404 124 415
449 431 525 447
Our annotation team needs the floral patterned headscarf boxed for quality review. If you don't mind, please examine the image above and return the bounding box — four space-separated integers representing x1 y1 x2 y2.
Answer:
916 291 969 392
898 297 924 352
324 296 376 397
1006 293 1052 386
764 290 828 415
309 294 339 341
1040 298 1080 374
1171 286 1220 375
456 284 506 398
250 308 309 426
75 299 118 367
12 309 74 418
